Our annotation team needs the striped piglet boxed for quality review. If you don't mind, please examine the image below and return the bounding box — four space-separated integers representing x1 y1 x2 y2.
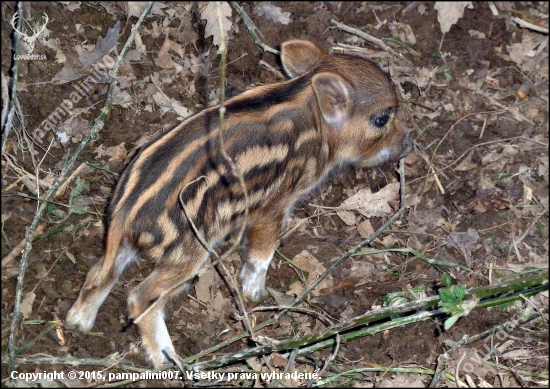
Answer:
66 39 413 367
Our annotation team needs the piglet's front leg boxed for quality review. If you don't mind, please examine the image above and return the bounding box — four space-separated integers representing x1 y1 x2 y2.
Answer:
239 217 283 301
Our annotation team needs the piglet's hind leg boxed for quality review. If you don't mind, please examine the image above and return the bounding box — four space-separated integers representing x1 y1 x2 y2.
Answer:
66 238 137 332
127 248 208 368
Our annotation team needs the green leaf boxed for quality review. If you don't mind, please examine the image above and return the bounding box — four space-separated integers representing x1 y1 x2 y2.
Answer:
444 315 460 331
443 273 452 288
46 203 65 218
454 285 466 300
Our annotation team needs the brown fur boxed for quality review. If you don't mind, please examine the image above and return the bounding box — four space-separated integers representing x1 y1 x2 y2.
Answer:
66 39 413 367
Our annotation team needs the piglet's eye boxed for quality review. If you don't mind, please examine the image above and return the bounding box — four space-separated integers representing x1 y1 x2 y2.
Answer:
373 114 390 128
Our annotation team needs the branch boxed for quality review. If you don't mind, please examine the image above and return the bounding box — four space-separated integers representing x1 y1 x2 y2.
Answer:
229 1 280 55
331 19 409 63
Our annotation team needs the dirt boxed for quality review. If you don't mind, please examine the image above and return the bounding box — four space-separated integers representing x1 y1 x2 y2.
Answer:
1 2 548 388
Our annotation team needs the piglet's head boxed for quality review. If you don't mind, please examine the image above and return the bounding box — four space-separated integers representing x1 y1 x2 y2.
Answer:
281 40 413 167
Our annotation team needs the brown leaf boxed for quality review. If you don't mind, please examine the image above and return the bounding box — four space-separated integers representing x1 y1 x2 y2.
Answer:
21 291 36 319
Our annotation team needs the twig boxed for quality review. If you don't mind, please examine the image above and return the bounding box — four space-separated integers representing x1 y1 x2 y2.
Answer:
6 2 155 373
409 135 548 186
229 1 280 55
317 334 341 377
487 2 499 16
479 117 487 139
250 306 334 326
1 71 11 134
401 2 420 14
513 17 549 34
514 208 547 247
1 1 23 155
416 149 446 195
1 224 46 267
331 19 408 62
54 162 87 197
429 335 469 387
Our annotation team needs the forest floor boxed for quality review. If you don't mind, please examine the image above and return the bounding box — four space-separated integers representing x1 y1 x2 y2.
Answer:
1 2 548 387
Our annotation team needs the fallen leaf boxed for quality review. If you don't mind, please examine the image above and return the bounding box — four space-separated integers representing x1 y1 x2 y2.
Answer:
111 85 133 108
124 2 168 18
79 20 121 67
455 150 477 171
104 143 127 163
21 291 36 319
336 209 356 225
51 21 121 84
357 219 374 239
434 2 473 33
253 3 291 25
291 250 332 293
201 2 232 52
446 228 479 265
340 182 400 218
195 265 218 303
154 37 184 69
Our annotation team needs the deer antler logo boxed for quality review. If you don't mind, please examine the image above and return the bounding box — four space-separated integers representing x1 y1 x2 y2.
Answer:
11 11 49 54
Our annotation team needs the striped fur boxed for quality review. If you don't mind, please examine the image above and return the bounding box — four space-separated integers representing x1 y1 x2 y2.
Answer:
66 40 413 367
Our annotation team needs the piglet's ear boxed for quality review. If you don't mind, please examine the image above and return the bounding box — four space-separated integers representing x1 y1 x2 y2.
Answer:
311 73 352 128
281 40 326 78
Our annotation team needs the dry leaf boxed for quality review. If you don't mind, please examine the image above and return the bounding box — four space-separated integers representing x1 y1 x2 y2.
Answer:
340 182 400 218
336 209 356 225
434 2 473 33
268 353 288 368
21 291 36 319
291 250 332 292
195 266 218 303
446 228 479 265
104 143 127 163
154 37 184 70
79 20 121 67
124 2 167 18
268 287 295 305
201 2 232 52
357 220 374 239
455 150 477 171
51 21 121 84
209 292 231 317
253 3 291 25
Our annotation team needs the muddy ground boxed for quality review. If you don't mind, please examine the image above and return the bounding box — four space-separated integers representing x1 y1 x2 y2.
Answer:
1 2 548 388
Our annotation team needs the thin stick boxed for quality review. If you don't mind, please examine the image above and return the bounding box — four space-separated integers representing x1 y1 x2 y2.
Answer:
229 1 280 55
1 224 46 267
513 17 549 34
479 117 487 139
317 334 341 377
429 335 469 387
250 306 334 326
55 162 88 197
514 208 548 247
6 2 155 373
408 135 548 186
331 19 407 61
